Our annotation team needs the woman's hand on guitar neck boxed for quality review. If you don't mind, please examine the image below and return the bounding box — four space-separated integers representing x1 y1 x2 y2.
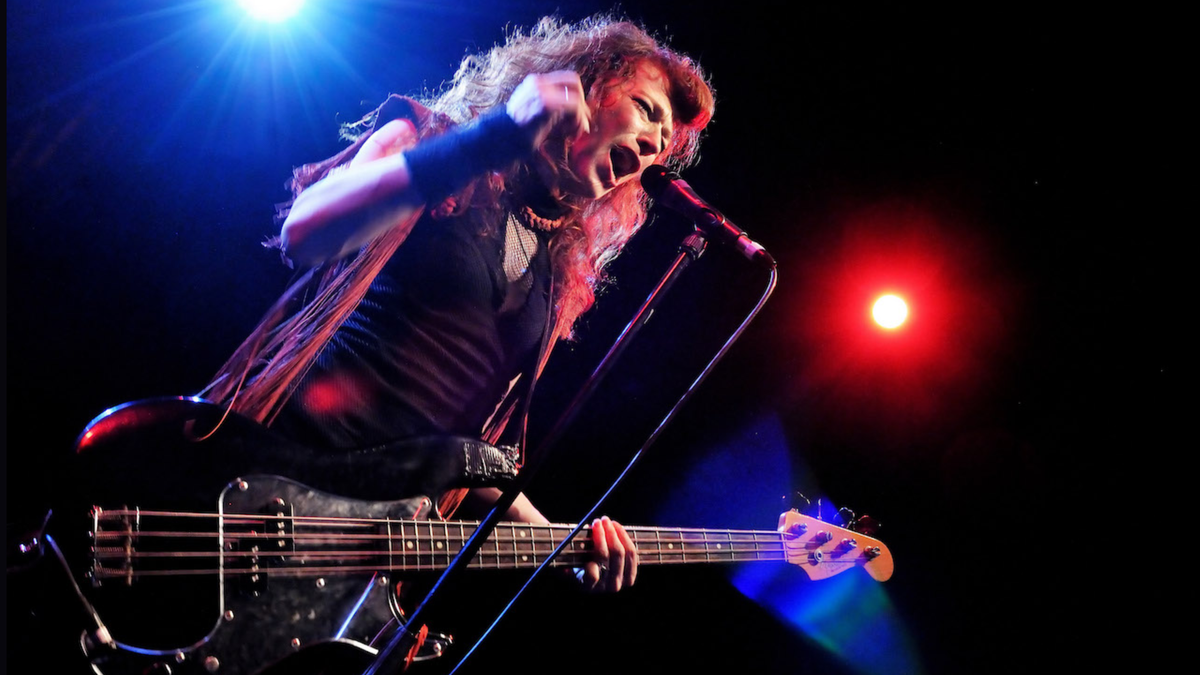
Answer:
468 489 636 592
581 516 638 593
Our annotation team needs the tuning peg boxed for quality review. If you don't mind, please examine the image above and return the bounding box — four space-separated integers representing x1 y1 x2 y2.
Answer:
785 521 809 537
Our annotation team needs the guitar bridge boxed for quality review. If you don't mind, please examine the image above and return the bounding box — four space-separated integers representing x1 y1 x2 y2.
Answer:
89 506 138 587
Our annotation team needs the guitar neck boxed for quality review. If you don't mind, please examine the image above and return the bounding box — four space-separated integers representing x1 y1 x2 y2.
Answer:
92 508 892 583
365 521 790 572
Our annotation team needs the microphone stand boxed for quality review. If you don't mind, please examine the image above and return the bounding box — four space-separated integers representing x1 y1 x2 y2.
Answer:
363 229 709 675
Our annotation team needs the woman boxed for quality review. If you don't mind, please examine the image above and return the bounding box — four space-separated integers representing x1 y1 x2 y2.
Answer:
206 15 714 592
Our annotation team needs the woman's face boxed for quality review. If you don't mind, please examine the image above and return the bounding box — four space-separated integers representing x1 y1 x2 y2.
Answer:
558 61 675 199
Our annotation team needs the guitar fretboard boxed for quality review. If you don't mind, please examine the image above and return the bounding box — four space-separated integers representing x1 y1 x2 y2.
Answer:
90 511 796 579
370 521 790 571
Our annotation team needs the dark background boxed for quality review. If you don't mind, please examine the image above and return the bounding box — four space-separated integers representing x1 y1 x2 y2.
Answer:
7 2 1175 673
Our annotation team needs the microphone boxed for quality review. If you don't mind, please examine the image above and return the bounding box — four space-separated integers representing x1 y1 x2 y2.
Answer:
641 165 776 269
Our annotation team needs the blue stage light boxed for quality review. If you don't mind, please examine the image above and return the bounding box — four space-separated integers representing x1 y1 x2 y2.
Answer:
238 0 305 23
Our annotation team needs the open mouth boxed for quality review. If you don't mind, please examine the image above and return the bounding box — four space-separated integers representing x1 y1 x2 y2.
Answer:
609 145 639 182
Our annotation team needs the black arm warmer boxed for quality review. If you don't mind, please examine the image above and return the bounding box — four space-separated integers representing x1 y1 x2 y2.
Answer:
403 110 532 203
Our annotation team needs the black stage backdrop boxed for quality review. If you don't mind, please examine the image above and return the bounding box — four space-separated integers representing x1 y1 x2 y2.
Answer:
6 3 1176 674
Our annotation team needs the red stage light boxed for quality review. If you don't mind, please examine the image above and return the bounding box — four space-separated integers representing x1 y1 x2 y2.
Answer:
872 294 908 329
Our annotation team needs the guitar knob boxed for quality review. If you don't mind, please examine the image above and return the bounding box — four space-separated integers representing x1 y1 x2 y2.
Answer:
786 522 808 537
864 546 882 559
815 531 834 544
841 538 858 549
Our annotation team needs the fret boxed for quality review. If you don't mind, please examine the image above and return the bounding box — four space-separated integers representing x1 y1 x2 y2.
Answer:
424 521 432 567
399 521 409 571
493 523 501 570
559 525 586 568
514 525 533 568
655 528 663 566
656 528 683 562
760 532 780 561
421 521 431 567
440 521 450 567
456 522 466 563
680 530 706 563
385 517 393 572
729 531 756 562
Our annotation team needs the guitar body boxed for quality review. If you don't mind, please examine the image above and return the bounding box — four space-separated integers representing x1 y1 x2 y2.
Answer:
71 397 493 507
83 475 430 675
40 398 465 675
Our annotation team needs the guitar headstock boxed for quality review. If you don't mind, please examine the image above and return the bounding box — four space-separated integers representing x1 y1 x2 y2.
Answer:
777 511 894 582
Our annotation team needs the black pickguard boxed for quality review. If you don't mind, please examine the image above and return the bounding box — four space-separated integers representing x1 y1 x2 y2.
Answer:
83 476 441 675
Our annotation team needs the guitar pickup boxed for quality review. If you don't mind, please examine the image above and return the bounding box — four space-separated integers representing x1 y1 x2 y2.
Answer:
222 484 296 598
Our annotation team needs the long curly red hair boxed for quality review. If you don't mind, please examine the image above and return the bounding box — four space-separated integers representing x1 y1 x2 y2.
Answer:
207 15 714 424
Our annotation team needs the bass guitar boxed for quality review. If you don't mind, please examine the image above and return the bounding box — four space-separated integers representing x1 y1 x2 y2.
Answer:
11 398 894 675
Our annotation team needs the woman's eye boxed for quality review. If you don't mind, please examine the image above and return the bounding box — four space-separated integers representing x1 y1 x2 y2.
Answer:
634 98 652 114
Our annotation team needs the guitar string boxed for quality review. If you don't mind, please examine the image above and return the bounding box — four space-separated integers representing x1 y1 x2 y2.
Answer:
92 534 817 563
92 545 793 560
91 541 838 577
93 523 822 557
95 529 790 542
91 542 794 560
89 512 862 578
91 554 856 579
93 525 823 547
92 528 799 566
95 509 845 537
92 512 847 548
92 512 851 546
91 541 818 579
89 547 818 579
92 538 795 558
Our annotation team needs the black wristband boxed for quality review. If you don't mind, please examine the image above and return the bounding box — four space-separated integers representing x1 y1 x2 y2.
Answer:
404 110 531 203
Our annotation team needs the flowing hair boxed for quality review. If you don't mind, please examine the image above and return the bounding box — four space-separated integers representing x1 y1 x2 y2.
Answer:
206 15 714 425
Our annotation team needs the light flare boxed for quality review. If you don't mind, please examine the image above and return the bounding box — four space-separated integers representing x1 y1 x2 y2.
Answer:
872 294 908 329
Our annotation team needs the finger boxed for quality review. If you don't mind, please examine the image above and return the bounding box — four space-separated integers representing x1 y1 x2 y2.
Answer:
583 560 603 591
543 72 589 139
613 520 638 588
602 517 626 593
573 90 591 140
588 519 609 593
564 78 590 139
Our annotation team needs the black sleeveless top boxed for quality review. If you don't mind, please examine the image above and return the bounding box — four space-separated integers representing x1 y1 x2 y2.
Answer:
271 210 552 449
